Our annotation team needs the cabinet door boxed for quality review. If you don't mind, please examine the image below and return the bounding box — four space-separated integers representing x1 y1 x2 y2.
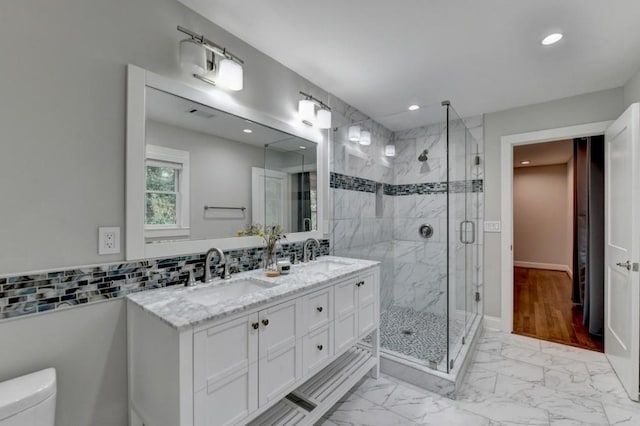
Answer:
258 298 302 407
194 314 259 426
302 324 333 377
357 272 377 337
334 278 358 353
302 287 332 333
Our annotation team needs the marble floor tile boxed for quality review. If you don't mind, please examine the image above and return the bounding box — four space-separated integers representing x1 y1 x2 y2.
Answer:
322 392 414 425
319 329 640 426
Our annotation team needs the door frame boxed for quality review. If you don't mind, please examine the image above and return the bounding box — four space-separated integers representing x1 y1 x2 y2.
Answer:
499 121 613 332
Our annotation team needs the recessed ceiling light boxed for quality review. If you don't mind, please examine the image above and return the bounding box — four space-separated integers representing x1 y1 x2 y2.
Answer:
541 33 563 46
243 129 252 133
520 160 531 165
299 146 306 150
408 105 420 111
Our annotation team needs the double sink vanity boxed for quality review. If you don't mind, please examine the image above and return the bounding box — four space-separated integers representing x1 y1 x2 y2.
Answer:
127 255 381 426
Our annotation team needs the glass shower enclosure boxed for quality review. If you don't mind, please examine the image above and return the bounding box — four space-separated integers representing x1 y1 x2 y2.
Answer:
330 101 483 373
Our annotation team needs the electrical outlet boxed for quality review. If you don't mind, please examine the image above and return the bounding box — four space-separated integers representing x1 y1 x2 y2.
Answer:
99 226 120 255
484 221 501 233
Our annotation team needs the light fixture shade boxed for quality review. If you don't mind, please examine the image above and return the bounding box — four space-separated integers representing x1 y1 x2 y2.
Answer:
385 145 396 157
180 39 207 74
348 126 361 142
359 130 371 146
217 58 244 91
316 109 332 129
298 99 316 124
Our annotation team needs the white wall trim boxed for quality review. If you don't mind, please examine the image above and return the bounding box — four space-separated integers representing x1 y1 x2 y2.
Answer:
483 315 503 331
513 261 573 277
500 120 612 332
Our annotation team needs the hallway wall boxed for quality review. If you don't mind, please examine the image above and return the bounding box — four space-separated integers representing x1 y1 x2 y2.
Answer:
514 164 572 273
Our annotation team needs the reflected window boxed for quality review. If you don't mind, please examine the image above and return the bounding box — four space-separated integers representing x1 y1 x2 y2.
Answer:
144 145 190 239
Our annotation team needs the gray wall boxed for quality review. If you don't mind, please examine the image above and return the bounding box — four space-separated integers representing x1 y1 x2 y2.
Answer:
624 67 640 108
0 0 331 275
483 87 624 318
0 1 336 425
0 301 128 426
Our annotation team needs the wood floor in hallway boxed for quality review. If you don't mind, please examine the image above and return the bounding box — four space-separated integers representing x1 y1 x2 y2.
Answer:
513 267 604 352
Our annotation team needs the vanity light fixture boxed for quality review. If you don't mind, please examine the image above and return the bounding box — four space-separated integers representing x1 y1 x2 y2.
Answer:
298 91 332 129
520 160 531 165
541 33 563 46
385 145 396 157
408 104 420 111
348 126 361 142
177 26 244 91
359 130 371 146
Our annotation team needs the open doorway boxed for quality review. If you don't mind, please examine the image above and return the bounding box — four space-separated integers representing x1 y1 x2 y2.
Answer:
512 138 604 352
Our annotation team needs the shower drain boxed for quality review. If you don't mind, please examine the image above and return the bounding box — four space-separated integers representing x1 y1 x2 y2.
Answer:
401 329 413 336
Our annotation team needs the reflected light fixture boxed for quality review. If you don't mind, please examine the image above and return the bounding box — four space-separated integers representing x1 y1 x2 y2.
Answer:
541 33 563 46
178 26 244 91
359 130 371 146
243 129 252 134
348 126 361 142
299 146 307 150
408 104 420 111
298 91 332 129
520 160 531 165
385 145 396 157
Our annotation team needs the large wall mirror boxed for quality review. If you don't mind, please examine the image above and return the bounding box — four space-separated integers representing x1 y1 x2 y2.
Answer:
127 66 327 260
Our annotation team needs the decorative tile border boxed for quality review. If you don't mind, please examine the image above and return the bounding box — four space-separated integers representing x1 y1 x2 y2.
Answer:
0 239 330 320
331 172 483 196
330 172 377 193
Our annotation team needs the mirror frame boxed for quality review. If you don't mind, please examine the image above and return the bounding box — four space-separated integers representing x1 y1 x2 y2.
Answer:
126 65 328 260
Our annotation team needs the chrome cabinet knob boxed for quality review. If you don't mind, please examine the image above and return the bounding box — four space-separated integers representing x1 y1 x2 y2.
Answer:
317 306 323 313
616 261 631 271
317 344 323 351
262 319 269 327
251 322 259 330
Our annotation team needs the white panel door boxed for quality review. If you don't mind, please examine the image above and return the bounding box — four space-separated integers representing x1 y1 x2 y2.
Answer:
357 272 377 337
193 314 259 426
334 278 358 353
251 167 288 229
258 299 302 407
605 103 640 401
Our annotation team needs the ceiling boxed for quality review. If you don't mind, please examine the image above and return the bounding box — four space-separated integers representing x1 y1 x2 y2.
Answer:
146 87 314 154
513 139 573 168
178 0 640 123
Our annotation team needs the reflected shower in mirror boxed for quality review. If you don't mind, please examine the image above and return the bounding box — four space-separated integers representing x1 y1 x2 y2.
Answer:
144 87 317 243
261 139 318 233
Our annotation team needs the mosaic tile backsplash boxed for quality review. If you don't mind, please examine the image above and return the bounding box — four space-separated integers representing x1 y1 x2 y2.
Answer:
0 239 330 320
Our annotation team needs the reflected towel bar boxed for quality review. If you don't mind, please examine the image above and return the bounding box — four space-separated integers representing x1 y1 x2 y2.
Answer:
204 206 246 212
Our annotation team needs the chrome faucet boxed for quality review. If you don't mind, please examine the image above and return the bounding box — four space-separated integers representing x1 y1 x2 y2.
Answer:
302 238 320 262
204 247 231 283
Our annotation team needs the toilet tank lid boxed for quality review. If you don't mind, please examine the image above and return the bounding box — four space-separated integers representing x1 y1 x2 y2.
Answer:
0 368 56 421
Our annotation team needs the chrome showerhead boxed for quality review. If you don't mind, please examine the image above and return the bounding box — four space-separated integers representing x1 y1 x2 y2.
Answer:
418 149 429 162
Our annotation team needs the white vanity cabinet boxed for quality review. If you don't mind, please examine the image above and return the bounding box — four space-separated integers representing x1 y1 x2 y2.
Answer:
127 265 379 426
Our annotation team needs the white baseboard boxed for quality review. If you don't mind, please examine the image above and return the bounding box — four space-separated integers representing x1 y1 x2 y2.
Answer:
514 261 573 278
483 315 503 331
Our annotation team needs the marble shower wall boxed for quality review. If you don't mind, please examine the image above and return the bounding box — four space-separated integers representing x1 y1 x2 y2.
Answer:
329 93 484 322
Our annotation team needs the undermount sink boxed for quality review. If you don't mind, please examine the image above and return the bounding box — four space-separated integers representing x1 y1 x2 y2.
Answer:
295 259 353 273
184 279 273 306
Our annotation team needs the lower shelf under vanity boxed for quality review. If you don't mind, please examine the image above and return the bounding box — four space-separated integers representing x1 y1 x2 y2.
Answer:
246 347 376 425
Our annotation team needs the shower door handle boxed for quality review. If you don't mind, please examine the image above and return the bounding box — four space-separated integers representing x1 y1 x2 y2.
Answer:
459 221 476 245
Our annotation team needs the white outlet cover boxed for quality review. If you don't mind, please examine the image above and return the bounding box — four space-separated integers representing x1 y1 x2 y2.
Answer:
99 226 121 255
484 221 501 233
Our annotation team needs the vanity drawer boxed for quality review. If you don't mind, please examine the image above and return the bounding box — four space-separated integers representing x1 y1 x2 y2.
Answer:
302 287 332 333
302 324 333 377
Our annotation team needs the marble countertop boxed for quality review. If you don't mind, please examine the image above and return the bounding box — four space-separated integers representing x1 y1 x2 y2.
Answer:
126 256 379 330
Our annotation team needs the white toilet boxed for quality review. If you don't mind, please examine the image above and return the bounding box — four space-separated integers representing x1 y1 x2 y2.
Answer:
0 369 56 426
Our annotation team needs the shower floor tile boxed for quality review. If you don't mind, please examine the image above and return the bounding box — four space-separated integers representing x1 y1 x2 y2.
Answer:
376 306 464 367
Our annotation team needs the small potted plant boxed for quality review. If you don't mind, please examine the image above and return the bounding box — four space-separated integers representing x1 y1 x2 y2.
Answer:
262 224 286 274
